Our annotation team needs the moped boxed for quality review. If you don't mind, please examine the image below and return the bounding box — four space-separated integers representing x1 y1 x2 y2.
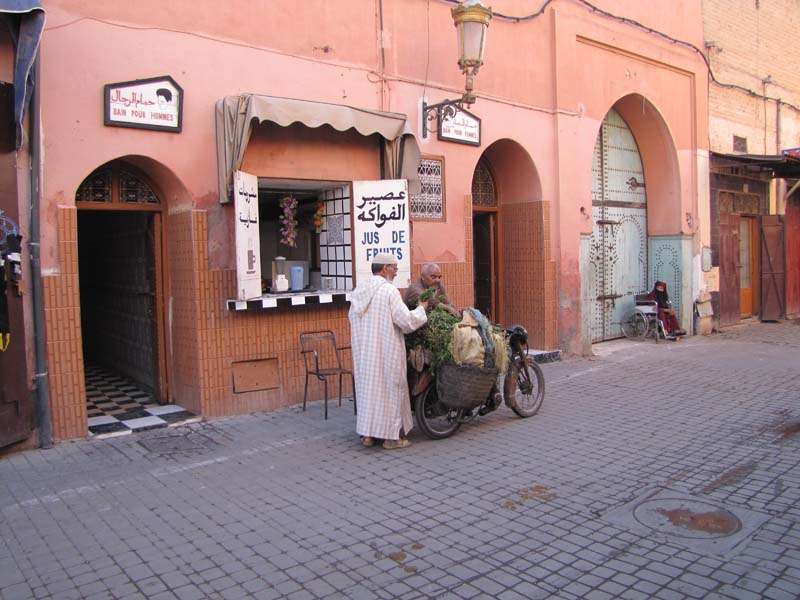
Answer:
410 324 545 439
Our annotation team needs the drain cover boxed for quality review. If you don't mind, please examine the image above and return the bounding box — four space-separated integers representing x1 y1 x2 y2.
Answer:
634 498 742 539
603 488 769 556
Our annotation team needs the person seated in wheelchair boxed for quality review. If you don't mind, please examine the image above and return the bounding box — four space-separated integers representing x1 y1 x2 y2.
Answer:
646 281 687 337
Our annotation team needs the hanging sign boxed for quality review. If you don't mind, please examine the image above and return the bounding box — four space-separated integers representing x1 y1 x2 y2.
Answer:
352 179 410 288
438 106 481 146
104 76 183 132
234 170 262 300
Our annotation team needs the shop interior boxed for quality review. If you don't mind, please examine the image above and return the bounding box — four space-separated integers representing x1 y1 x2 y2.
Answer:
258 178 353 294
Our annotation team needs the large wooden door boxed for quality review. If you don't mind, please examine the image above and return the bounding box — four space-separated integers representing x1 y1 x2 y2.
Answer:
79 212 161 397
76 164 168 404
472 158 500 322
0 163 34 448
718 211 741 327
786 196 800 317
473 211 497 321
589 109 648 342
739 216 757 317
760 215 785 321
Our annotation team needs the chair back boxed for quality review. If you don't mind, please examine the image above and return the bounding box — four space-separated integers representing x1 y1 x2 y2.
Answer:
300 330 343 372
634 294 658 315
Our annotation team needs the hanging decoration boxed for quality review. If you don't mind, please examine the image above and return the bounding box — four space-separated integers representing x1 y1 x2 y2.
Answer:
279 196 297 247
313 202 324 233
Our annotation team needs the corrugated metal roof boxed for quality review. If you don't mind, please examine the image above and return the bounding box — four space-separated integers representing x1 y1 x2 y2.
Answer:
711 152 800 179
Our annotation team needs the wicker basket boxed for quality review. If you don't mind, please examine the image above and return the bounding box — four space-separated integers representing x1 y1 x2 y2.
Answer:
436 363 499 410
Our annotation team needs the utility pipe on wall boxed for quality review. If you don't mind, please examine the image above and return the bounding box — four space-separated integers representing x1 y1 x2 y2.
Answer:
776 99 786 215
28 56 52 449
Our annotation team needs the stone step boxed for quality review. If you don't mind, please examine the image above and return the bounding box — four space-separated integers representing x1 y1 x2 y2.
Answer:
528 349 562 363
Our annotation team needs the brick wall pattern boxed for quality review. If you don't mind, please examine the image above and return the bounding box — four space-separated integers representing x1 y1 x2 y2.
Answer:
703 0 800 155
44 207 86 440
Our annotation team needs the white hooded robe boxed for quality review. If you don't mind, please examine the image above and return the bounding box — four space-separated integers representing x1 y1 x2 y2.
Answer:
348 275 427 440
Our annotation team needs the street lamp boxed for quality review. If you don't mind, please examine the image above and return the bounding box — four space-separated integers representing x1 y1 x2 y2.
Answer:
422 0 492 136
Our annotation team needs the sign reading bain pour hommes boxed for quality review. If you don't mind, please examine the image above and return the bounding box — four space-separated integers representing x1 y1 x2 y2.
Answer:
352 179 410 288
104 76 183 132
439 106 480 146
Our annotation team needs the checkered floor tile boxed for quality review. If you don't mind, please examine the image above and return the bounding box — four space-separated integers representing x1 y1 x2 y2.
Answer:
85 362 197 437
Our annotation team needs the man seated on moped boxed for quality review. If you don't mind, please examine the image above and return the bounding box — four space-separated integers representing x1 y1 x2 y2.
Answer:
405 263 460 316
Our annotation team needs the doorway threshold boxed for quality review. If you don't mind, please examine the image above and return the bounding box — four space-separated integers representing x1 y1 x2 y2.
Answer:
88 406 201 438
85 361 199 438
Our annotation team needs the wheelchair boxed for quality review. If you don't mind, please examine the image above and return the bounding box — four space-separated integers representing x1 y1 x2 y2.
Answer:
620 294 671 342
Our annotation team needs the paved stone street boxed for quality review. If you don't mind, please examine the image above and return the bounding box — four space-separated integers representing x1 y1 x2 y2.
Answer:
2 320 799 600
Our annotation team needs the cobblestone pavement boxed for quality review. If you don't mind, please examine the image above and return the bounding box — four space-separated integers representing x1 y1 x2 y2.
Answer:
2 320 800 600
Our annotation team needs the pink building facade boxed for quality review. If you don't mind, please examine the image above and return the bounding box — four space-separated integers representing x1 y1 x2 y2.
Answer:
1 0 710 446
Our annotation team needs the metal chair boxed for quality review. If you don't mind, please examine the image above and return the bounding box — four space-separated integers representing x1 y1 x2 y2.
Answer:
300 330 356 419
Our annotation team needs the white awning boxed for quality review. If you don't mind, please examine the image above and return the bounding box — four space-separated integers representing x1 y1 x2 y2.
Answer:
215 94 421 203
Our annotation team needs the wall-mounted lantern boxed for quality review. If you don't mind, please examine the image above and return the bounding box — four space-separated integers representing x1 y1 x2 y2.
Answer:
422 0 492 136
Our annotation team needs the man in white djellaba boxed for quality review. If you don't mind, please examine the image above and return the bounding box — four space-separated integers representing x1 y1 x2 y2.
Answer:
348 252 429 449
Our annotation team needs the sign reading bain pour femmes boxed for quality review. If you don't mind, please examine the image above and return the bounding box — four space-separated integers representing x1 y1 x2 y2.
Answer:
352 179 410 288
104 76 183 132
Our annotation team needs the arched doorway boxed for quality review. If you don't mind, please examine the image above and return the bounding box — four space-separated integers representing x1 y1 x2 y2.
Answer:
589 109 648 341
76 162 169 412
472 157 499 320
470 139 553 349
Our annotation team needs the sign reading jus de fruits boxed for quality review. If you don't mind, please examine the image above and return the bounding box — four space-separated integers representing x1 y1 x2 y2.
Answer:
104 76 183 132
352 179 410 288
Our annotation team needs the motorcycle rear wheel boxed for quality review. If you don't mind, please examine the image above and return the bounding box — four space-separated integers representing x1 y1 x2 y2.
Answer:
414 384 462 439
504 355 545 418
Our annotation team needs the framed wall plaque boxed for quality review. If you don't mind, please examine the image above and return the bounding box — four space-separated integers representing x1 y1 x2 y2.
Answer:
104 76 183 133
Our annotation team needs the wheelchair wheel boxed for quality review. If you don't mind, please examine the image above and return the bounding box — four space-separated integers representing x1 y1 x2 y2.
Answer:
621 311 649 340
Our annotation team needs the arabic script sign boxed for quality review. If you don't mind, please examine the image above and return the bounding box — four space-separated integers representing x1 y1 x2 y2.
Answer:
234 170 262 300
439 107 481 146
352 179 410 288
104 76 183 132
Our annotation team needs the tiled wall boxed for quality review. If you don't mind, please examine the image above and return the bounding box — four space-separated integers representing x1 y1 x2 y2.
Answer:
191 210 353 416
44 207 86 440
502 201 557 349
167 211 202 414
319 186 353 291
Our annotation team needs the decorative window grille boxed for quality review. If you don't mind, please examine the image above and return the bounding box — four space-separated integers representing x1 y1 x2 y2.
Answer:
120 170 159 204
410 157 444 219
471 158 497 207
75 168 112 202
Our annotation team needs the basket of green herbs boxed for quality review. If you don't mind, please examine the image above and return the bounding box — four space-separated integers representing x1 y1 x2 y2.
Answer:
405 305 460 375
